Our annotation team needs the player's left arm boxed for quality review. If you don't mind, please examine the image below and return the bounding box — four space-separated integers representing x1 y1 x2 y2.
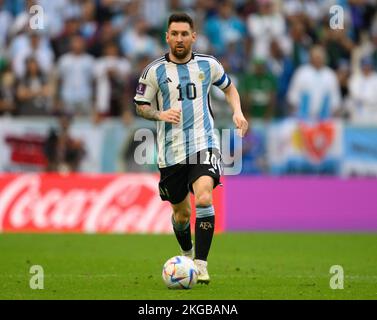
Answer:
211 58 248 137
223 83 249 137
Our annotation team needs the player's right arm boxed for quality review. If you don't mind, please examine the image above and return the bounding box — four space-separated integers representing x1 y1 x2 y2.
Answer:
135 103 181 124
133 67 181 124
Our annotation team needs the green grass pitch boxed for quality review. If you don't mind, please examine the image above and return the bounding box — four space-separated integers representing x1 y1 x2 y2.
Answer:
0 233 376 300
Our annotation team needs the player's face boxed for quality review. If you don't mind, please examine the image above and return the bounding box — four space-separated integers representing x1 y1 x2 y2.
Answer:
166 22 196 59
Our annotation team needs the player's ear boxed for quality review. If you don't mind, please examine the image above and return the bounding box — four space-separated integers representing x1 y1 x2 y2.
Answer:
165 31 169 43
192 31 197 42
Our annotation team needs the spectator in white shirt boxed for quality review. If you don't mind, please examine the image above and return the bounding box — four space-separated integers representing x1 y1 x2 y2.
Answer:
94 42 131 119
348 56 377 124
12 31 54 78
246 0 286 59
120 18 162 62
287 45 341 121
37 0 69 38
57 35 95 116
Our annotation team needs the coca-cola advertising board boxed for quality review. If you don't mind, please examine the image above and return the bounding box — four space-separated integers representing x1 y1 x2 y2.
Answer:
0 174 224 233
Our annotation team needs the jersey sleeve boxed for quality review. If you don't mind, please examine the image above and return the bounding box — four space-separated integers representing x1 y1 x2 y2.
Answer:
211 58 232 90
133 66 158 106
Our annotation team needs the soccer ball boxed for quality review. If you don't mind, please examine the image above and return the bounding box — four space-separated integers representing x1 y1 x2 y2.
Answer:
162 256 198 289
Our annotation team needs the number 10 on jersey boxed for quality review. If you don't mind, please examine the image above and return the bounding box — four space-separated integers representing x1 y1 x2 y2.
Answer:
177 83 197 101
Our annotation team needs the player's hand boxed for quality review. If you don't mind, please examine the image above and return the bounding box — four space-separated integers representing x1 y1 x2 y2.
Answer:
233 111 248 137
159 107 181 124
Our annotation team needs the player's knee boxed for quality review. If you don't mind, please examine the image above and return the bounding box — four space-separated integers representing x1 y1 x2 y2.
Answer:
173 208 191 225
195 191 212 207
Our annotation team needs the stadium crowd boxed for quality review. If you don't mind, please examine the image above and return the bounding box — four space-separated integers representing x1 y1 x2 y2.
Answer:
0 0 376 123
0 0 377 173
0 0 376 121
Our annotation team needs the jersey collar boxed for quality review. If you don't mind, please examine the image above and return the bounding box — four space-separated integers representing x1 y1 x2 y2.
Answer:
165 52 195 65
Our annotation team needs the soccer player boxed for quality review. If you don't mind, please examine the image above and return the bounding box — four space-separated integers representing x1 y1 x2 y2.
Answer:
134 13 248 284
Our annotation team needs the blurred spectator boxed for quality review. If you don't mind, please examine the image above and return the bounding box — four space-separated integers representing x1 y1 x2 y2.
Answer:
246 0 286 59
348 0 377 43
287 19 312 69
141 0 168 31
0 63 15 115
238 0 258 20
283 0 329 38
4 0 25 16
222 41 245 73
204 0 247 56
79 0 99 46
12 31 54 78
239 58 277 121
51 17 82 58
362 26 377 70
111 0 140 33
44 113 85 172
191 0 217 26
15 56 53 115
9 0 35 40
63 0 82 21
57 35 95 116
321 27 354 70
94 42 131 119
287 46 341 121
348 55 377 124
267 38 294 118
97 0 123 24
89 20 119 58
336 59 351 100
283 0 324 24
0 0 13 50
120 17 162 61
38 0 70 38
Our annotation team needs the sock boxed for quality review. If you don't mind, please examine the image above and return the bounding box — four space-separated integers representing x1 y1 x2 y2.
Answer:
171 215 192 251
195 206 215 261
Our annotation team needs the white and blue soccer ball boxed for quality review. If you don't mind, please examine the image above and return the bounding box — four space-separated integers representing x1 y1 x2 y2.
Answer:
162 256 198 289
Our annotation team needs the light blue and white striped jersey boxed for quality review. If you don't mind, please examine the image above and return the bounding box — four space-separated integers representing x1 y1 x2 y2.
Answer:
134 52 231 168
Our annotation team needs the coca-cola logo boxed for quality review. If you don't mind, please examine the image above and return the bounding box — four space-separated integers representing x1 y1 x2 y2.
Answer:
0 174 172 233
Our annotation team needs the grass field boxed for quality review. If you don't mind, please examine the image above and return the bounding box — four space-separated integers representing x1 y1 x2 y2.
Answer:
0 233 376 300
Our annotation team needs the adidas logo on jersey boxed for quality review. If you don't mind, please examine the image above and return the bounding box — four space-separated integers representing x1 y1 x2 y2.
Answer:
162 77 172 84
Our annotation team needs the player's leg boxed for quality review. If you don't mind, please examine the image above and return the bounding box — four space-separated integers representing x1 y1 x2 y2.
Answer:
171 193 194 258
191 175 215 284
158 164 193 257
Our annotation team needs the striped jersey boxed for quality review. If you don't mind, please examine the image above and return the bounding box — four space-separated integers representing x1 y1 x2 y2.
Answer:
134 52 231 168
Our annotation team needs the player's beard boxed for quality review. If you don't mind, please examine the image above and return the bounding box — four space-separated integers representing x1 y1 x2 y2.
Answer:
172 45 191 60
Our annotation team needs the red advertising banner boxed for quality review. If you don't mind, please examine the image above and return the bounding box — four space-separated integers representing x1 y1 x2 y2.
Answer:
0 174 224 233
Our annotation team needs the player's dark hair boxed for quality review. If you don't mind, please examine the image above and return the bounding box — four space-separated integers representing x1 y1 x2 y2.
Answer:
168 13 194 30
